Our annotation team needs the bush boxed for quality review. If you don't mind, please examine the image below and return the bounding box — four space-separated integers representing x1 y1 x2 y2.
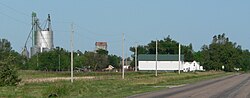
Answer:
0 62 21 86
0 38 21 86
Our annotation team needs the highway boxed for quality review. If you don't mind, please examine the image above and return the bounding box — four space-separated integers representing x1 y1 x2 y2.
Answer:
129 73 250 98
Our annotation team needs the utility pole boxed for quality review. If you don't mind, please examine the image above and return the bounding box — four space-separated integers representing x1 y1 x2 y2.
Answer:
135 42 138 72
36 54 39 67
71 23 74 83
59 54 61 71
126 53 128 66
155 39 158 77
122 33 125 79
178 43 181 74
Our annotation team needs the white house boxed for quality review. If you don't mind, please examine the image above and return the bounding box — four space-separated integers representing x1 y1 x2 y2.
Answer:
183 62 192 72
183 61 203 72
138 54 184 71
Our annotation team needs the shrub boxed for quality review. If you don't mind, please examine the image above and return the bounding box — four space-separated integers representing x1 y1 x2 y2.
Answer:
0 62 21 86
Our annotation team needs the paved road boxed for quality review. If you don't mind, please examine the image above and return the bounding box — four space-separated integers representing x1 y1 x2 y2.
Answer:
129 73 250 98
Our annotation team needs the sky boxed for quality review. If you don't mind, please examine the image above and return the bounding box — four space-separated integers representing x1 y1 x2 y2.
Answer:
0 0 250 57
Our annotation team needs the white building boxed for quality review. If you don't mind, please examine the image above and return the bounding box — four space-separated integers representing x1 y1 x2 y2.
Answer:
183 61 204 72
138 54 184 71
138 54 203 72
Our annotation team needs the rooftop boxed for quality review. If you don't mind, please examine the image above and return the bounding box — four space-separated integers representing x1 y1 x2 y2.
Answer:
138 54 184 61
95 42 107 46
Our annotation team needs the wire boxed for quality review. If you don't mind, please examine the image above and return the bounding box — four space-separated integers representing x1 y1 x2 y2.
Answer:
53 30 70 33
75 24 121 37
0 10 29 25
0 2 29 17
42 20 48 30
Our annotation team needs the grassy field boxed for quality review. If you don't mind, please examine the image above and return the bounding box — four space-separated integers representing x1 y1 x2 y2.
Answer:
0 70 232 98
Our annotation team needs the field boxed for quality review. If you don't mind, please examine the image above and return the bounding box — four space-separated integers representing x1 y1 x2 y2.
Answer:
0 70 232 98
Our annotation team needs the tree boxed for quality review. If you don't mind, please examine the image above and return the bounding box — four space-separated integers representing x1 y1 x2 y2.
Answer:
196 33 250 71
83 51 109 71
130 45 148 54
0 38 21 86
96 49 108 55
74 55 86 69
129 35 194 63
26 47 71 71
108 55 121 69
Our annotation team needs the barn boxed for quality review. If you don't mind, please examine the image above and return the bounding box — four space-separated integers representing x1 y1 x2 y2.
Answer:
138 54 184 71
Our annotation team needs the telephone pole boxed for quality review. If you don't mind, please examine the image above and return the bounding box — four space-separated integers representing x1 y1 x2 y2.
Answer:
71 23 74 83
126 53 128 66
59 54 61 71
155 39 158 77
178 43 181 75
135 42 138 72
122 33 125 79
36 54 39 67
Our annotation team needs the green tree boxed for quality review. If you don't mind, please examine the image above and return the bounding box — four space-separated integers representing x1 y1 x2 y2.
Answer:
108 55 121 69
96 49 108 55
82 50 121 71
74 54 87 69
83 51 108 71
129 35 195 67
83 52 96 70
26 47 71 71
196 33 250 71
0 39 21 86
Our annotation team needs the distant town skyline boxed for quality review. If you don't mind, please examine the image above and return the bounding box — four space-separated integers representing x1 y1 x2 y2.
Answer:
0 0 250 57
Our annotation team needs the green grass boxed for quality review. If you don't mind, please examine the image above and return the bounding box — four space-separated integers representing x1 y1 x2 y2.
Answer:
0 70 233 98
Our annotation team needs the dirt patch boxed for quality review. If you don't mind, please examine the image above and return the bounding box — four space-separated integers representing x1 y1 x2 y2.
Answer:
22 76 95 83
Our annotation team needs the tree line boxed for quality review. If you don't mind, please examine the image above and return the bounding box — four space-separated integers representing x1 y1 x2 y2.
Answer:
1 33 250 86
21 47 122 71
1 33 250 78
129 34 250 71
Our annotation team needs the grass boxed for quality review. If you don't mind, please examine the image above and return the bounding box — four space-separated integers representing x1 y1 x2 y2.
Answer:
0 70 233 98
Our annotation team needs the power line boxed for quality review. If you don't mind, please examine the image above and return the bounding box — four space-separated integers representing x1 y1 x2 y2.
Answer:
72 27 123 42
0 2 29 17
0 10 29 25
75 24 121 36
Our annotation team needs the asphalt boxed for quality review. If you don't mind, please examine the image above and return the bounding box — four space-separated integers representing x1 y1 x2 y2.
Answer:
128 73 250 98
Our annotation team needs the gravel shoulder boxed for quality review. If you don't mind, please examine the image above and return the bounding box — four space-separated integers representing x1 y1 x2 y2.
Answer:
129 73 250 98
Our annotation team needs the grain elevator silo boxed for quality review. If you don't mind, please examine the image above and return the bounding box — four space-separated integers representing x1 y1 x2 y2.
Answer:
30 12 54 56
22 12 54 58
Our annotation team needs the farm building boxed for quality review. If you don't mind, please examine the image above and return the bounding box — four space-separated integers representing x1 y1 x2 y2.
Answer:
138 54 184 71
138 54 203 72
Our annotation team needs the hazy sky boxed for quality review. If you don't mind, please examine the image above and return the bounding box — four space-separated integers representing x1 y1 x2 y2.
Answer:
0 0 250 57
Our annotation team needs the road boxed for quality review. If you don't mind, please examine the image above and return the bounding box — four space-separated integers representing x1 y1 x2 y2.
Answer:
128 73 250 98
